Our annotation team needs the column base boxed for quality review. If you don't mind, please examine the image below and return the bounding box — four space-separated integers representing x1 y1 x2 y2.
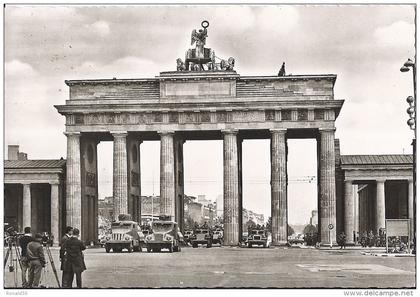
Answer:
319 241 338 247
271 241 289 246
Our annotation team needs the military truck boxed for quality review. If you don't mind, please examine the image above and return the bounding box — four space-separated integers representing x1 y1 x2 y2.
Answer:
247 229 270 248
144 220 182 253
191 228 213 248
104 220 143 253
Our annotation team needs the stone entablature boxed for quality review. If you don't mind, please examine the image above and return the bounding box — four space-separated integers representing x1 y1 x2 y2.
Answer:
64 73 337 102
59 72 342 133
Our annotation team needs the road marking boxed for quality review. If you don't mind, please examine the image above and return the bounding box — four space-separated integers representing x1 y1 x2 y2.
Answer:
297 264 414 275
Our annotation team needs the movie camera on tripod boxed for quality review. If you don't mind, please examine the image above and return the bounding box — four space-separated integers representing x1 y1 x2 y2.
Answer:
3 225 61 288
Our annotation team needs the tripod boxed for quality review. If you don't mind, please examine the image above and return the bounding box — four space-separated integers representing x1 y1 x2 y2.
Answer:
3 236 23 288
42 243 61 288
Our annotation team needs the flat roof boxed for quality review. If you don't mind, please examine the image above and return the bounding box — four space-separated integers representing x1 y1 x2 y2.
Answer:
341 155 413 165
5 159 66 169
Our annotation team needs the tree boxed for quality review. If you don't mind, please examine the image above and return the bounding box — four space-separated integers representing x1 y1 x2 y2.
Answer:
266 217 272 231
288 225 295 236
245 219 256 230
303 224 317 235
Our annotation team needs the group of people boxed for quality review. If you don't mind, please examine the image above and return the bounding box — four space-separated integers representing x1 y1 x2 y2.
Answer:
18 225 86 288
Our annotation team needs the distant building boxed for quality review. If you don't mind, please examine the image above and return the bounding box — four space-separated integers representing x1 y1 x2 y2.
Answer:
4 145 66 245
98 196 114 221
242 208 265 229
141 195 160 224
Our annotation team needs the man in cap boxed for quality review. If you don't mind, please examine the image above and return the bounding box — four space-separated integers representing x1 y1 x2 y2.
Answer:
26 233 46 288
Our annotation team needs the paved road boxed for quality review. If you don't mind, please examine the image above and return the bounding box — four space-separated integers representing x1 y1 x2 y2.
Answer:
3 246 416 288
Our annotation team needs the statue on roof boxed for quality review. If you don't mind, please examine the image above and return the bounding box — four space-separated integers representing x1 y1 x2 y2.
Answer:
176 21 235 72
191 21 208 59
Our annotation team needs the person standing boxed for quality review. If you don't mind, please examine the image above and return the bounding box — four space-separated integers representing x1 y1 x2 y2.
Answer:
61 228 86 288
18 227 33 288
60 226 73 287
26 234 46 288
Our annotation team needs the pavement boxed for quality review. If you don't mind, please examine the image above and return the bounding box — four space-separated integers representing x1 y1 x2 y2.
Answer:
3 245 416 288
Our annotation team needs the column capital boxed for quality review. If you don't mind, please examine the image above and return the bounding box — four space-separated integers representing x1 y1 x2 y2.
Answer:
221 129 238 135
111 131 128 138
63 131 81 138
376 178 386 184
270 129 287 135
21 181 31 186
344 179 354 184
319 128 336 133
49 181 60 185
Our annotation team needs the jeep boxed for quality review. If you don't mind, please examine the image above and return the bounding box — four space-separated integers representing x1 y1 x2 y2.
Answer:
212 228 223 245
248 229 270 248
145 220 182 253
104 221 143 253
191 228 212 248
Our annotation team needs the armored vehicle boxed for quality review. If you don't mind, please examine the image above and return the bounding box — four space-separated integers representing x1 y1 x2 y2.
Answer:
104 220 143 253
247 229 270 248
191 228 212 248
145 220 182 253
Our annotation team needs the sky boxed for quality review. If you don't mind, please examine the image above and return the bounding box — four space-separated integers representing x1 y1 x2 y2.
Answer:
5 4 415 225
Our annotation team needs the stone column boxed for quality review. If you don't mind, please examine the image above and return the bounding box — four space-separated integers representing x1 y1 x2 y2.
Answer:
319 128 337 245
408 179 414 238
223 130 240 246
65 132 82 231
376 179 386 233
112 132 128 217
353 185 359 243
50 182 59 245
344 180 355 244
270 129 288 245
160 131 175 220
22 183 31 229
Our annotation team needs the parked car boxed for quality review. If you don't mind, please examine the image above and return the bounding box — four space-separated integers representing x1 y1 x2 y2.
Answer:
145 220 182 253
104 220 143 253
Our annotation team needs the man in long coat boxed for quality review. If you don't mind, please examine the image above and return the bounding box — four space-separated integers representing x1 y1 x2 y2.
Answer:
60 226 73 287
61 228 86 288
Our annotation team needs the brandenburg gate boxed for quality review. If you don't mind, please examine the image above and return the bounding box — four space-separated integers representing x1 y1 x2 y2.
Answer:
55 22 344 246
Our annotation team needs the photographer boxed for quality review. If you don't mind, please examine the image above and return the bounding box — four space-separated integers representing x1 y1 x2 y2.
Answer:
26 233 46 288
18 227 33 288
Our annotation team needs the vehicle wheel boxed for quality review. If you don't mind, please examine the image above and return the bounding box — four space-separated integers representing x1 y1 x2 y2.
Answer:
169 245 174 253
105 246 110 253
147 247 151 253
248 243 252 248
177 245 181 252
192 243 198 248
207 241 212 248
127 245 133 253
133 245 140 252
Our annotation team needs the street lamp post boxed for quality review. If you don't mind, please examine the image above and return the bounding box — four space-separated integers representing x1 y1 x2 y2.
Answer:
401 58 416 252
